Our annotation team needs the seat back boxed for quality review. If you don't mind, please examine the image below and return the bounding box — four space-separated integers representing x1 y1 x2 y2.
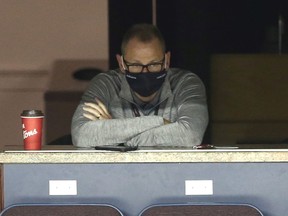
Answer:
0 204 123 216
139 203 264 216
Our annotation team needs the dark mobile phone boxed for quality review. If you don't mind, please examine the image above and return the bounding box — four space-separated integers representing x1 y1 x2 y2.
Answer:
95 144 137 152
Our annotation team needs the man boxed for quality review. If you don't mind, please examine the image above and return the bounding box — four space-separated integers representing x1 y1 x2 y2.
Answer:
71 23 208 148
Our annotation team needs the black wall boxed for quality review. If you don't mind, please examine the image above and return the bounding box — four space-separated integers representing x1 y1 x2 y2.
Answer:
109 0 288 71
156 0 211 87
108 0 288 144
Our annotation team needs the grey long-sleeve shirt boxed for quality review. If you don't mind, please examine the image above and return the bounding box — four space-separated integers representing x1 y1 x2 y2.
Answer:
71 68 208 148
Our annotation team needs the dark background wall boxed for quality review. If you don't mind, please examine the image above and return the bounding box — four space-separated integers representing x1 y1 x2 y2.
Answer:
109 0 288 80
108 0 288 143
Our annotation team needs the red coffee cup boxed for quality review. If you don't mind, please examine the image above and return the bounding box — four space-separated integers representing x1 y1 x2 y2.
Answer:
21 110 44 150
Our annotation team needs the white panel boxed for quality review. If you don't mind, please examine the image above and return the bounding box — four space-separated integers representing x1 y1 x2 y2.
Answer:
185 180 213 195
49 180 77 196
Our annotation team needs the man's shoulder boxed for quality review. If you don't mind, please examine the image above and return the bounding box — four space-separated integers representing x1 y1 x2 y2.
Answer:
168 68 200 81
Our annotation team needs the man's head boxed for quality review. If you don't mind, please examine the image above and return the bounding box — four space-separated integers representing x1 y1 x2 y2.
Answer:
116 23 171 101
121 23 166 55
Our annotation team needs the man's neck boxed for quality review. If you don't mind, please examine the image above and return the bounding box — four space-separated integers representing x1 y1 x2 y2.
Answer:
135 92 157 103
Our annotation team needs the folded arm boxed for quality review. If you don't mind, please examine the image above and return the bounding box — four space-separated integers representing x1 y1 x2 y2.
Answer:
71 104 165 147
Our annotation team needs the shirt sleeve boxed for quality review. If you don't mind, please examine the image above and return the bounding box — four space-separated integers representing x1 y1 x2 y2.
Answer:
71 103 164 147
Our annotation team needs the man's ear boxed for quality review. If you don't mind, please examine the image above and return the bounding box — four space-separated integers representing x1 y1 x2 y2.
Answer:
116 54 125 73
165 51 171 69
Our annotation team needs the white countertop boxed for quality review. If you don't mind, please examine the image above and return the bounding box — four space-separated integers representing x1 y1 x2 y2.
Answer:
1 144 288 163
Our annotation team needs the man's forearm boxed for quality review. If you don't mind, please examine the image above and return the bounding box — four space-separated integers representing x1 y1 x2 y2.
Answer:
71 106 165 147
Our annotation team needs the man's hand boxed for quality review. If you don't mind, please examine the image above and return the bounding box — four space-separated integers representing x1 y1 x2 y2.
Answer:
83 99 112 120
163 118 171 125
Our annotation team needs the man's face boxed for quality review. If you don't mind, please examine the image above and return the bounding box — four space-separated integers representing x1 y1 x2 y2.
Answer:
116 37 171 101
119 38 170 73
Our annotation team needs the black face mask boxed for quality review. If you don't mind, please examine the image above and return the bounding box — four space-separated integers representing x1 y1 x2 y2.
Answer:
125 70 167 97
